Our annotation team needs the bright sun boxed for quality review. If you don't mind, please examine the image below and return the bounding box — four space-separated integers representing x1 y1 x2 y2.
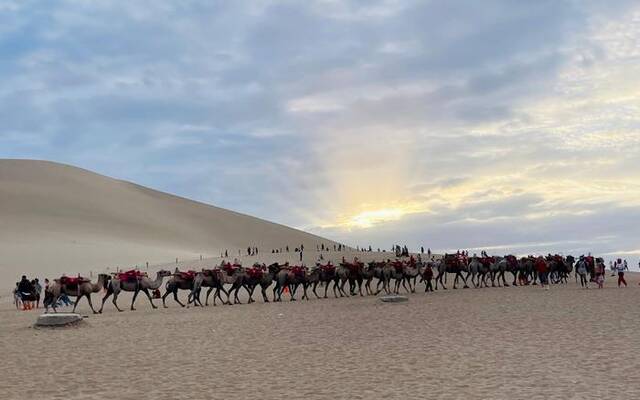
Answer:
343 208 407 229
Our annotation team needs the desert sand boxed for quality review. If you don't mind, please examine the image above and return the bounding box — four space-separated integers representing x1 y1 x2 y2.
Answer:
2 273 639 400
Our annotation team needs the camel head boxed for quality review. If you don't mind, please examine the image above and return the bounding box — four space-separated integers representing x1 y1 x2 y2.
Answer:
157 269 172 278
267 263 281 275
99 273 111 289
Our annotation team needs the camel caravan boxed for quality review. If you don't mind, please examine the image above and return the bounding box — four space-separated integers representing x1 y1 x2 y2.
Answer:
42 254 606 313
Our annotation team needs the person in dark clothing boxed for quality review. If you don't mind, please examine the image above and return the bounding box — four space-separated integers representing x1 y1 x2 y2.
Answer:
423 265 434 292
17 276 35 310
17 275 33 294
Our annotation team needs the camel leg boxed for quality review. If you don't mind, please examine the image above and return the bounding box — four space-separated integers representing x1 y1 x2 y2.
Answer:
261 284 270 302
401 278 410 293
162 289 170 308
460 272 469 289
111 291 124 312
130 289 140 311
219 287 231 305
173 290 185 307
85 294 98 314
290 284 297 301
141 288 157 309
312 282 321 299
247 285 255 304
99 287 114 313
72 295 82 313
205 287 214 306
501 272 509 287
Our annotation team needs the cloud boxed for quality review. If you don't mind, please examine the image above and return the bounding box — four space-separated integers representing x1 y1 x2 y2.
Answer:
1 1 639 266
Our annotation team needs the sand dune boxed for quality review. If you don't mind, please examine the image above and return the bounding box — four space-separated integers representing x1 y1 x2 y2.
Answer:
0 159 339 292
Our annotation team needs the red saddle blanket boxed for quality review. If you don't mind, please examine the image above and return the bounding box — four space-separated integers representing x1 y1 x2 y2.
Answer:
176 271 196 280
346 263 362 274
480 257 494 267
319 264 335 273
392 262 404 273
59 276 89 286
222 264 241 275
117 270 147 282
246 267 264 280
290 266 306 278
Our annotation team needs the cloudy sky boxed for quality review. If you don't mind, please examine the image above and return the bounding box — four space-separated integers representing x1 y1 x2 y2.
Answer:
1 0 639 265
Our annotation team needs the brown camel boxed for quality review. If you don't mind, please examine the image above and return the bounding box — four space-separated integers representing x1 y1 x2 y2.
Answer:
242 263 275 303
162 270 201 308
272 264 306 301
99 270 171 313
44 274 110 314
198 268 230 306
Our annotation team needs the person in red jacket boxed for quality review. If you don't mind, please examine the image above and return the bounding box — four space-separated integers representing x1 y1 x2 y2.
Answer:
535 257 549 290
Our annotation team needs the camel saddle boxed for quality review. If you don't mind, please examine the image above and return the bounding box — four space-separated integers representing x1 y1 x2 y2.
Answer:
392 261 404 273
505 255 518 268
175 270 196 281
222 263 241 276
480 257 494 268
246 267 264 280
58 276 90 287
319 264 335 273
290 266 306 279
117 270 147 282
346 262 362 274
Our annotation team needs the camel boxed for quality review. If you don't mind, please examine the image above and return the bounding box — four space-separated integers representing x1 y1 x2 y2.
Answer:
435 255 469 290
242 263 275 303
362 262 383 295
162 270 202 308
99 270 171 313
547 255 575 284
195 268 230 306
301 267 320 300
272 264 306 301
492 255 519 287
402 259 421 293
218 264 246 304
374 261 394 295
309 263 341 298
341 260 365 296
466 257 486 288
44 274 110 314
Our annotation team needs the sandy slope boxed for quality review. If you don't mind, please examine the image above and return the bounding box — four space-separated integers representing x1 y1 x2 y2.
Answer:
2 273 639 400
0 159 339 291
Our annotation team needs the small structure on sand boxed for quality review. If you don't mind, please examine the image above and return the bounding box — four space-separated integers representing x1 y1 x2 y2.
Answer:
35 313 84 327
379 294 409 303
